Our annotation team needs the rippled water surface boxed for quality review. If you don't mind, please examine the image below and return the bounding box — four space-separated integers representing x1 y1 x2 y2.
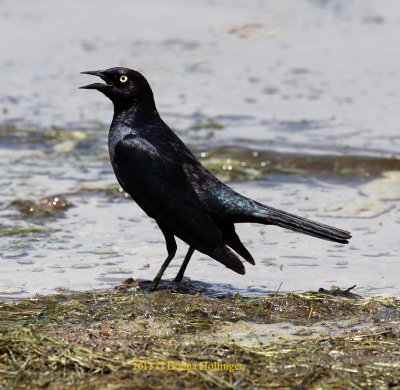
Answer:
1 0 399 299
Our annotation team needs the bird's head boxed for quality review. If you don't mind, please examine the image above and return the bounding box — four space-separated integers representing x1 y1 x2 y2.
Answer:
80 67 155 111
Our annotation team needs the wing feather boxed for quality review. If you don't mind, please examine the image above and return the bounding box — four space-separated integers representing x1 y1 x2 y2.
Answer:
113 134 222 252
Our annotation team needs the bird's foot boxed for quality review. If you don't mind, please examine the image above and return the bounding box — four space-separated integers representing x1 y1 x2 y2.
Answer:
148 279 160 292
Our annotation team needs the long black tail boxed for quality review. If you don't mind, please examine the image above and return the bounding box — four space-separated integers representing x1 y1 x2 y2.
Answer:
249 201 351 244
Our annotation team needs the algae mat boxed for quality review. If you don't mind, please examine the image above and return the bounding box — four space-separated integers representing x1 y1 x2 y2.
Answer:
0 290 399 389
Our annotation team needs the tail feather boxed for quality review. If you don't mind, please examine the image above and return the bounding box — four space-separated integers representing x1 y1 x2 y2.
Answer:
211 246 246 275
216 220 255 265
253 203 351 244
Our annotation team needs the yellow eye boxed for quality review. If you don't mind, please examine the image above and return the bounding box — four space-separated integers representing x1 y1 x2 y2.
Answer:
119 75 128 83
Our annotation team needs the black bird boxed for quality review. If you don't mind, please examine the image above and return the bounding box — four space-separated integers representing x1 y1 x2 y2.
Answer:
81 67 351 291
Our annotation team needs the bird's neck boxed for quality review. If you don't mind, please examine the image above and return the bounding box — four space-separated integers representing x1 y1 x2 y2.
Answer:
112 100 160 127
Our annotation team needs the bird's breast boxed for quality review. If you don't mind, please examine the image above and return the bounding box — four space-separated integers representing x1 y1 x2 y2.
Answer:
108 124 136 161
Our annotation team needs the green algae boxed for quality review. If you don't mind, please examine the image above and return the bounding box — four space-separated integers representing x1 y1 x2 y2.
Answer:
0 227 50 237
190 118 225 131
202 157 265 182
70 185 127 200
198 147 400 182
11 196 72 220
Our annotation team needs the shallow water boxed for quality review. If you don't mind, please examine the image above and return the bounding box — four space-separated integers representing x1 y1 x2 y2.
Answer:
1 0 399 299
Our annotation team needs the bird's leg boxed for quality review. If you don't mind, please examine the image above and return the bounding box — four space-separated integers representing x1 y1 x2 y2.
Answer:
174 246 195 283
148 253 175 291
148 229 177 292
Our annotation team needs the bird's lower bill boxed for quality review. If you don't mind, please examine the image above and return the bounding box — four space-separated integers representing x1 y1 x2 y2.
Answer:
80 82 111 91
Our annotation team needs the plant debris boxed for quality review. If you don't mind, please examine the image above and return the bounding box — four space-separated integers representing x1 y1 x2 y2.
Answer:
0 290 399 389
11 196 72 219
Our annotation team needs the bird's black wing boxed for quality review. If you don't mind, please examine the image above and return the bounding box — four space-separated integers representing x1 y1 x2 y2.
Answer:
113 133 224 254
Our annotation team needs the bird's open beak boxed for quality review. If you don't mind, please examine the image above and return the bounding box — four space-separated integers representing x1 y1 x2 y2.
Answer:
80 70 112 91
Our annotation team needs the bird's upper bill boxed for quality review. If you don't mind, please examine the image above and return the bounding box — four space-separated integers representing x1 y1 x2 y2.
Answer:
80 70 112 91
